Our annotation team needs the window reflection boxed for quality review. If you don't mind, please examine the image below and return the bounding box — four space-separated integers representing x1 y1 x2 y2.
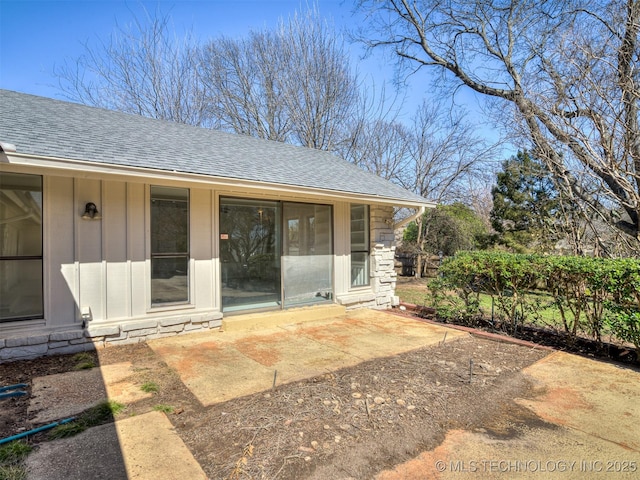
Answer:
0 173 43 321
150 186 189 304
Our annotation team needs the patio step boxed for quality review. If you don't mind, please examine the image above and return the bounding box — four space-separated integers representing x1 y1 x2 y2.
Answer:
221 304 346 332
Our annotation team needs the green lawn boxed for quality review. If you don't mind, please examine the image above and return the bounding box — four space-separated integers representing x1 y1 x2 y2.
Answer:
396 276 570 329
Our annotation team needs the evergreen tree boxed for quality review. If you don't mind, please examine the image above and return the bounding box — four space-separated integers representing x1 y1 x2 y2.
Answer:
490 151 559 252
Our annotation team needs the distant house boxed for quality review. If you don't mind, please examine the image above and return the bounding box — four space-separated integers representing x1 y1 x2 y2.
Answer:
0 90 433 362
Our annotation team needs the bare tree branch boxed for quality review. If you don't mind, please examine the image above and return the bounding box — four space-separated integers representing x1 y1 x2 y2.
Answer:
357 0 640 250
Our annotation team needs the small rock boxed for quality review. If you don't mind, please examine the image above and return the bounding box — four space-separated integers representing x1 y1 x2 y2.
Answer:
436 381 441 387
374 396 385 405
263 393 271 398
339 424 351 431
323 400 332 406
334 435 342 443
324 424 331 430
297 398 304 404
354 399 365 407
352 392 362 399
284 419 293 426
407 405 416 411
305 456 312 462
396 399 406 406
311 441 319 449
299 446 314 453
299 431 304 437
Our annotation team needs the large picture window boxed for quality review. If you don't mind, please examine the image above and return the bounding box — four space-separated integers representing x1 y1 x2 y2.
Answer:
350 204 369 287
150 186 189 305
0 173 43 322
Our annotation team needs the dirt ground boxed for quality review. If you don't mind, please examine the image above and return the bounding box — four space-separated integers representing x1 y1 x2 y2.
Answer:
1 326 550 479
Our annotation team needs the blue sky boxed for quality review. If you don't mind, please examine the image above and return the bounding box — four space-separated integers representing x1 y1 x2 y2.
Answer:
0 0 504 154
0 1 401 101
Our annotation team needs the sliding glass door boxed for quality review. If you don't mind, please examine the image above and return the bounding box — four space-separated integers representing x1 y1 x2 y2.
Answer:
220 198 281 312
282 202 333 307
219 198 333 313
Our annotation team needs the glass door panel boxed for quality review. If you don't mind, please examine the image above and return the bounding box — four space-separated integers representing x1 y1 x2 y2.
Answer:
282 202 333 307
220 198 281 312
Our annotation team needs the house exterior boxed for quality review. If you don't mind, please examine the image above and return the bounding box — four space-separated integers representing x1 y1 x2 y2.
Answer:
0 90 433 362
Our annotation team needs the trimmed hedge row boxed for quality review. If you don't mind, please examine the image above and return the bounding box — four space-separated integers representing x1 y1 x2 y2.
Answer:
430 251 640 352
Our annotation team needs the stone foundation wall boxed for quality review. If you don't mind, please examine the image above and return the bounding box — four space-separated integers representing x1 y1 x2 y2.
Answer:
0 312 223 362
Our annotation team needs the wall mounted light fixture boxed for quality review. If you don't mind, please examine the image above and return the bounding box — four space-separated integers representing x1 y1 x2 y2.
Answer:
81 202 101 220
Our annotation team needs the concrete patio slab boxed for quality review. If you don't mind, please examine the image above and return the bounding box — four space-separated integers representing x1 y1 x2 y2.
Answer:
25 411 206 480
28 362 152 424
148 308 467 406
115 411 207 479
148 331 279 403
376 350 640 479
518 351 640 451
377 425 639 480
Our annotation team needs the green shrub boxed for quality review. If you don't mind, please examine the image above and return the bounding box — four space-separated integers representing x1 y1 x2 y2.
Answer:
437 251 640 352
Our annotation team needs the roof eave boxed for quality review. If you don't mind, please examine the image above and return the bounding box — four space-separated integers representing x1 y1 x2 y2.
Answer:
1 151 435 209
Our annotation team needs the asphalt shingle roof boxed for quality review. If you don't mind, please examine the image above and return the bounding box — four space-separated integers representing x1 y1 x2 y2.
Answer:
0 90 429 206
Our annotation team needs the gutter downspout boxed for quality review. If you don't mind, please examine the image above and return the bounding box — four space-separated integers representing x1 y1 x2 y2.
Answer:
393 206 426 231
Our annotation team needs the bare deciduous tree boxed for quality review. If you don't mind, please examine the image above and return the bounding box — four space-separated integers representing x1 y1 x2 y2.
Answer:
342 97 497 205
199 31 290 141
278 9 361 150
409 100 495 204
357 0 640 252
199 7 360 150
341 117 412 181
56 12 210 126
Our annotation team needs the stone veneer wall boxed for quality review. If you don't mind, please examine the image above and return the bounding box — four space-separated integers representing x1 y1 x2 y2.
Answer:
0 312 222 362
370 205 400 308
